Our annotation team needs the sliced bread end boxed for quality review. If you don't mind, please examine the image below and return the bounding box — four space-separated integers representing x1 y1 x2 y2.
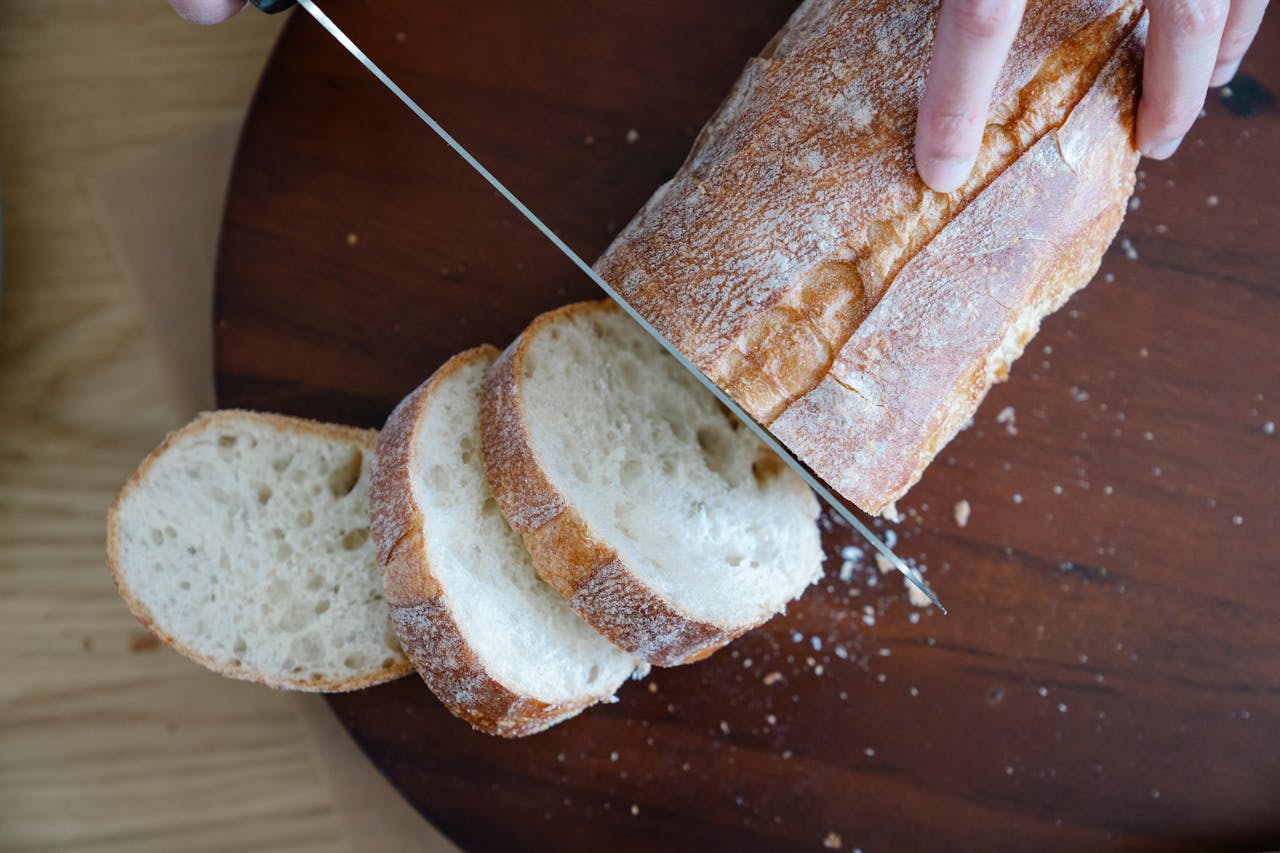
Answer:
108 410 412 692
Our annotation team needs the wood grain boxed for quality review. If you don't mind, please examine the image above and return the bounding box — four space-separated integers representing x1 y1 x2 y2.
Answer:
217 2 1280 851
0 4 347 851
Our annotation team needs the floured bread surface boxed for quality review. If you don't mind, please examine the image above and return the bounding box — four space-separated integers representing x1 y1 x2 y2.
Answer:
483 301 822 665
372 347 639 736
108 411 410 692
596 0 1144 513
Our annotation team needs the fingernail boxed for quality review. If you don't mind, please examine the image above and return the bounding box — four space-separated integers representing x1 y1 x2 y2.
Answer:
1210 60 1240 88
1143 135 1184 160
920 156 972 193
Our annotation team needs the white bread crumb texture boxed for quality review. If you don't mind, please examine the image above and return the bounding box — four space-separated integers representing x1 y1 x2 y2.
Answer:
112 417 404 688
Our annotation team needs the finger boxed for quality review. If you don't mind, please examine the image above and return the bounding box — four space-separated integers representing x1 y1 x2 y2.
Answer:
1137 0 1231 158
169 0 247 25
915 0 1027 193
1210 0 1269 86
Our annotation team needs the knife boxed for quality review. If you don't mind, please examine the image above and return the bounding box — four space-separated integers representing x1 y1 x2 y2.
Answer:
248 0 945 612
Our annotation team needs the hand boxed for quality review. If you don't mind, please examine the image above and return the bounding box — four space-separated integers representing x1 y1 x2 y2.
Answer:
169 0 246 25
914 0 1269 192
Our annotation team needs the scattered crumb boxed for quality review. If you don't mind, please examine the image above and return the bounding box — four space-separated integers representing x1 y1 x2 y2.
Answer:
834 645 849 659
1069 386 1090 403
1005 765 1015 775
345 232 358 247
1119 237 1139 261
1264 421 1275 435
1103 485 1114 496
1150 790 1161 800
823 831 842 849
996 405 1018 435
811 636 822 652
610 751 619 762
864 747 876 757
129 634 160 654
763 671 784 686
880 503 903 523
814 665 825 676
908 611 921 624
909 686 919 697
394 31 407 42
1012 493 1024 505
876 673 887 683
1232 515 1244 526
1052 484 1064 495
874 553 895 574
766 714 777 725
1128 196 1141 211
743 658 753 668
1206 195 1219 207
625 128 640 144
583 135 595 145
630 804 640 816
792 631 804 643
877 648 891 657
906 579 931 608
719 721 730 735
647 682 658 693
1038 687 1049 697
1058 703 1069 713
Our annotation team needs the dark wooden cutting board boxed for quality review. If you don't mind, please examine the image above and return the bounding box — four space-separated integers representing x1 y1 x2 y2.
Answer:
215 3 1280 850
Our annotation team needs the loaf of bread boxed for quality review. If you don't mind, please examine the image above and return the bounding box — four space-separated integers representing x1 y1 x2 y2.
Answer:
596 0 1145 514
481 301 823 667
108 411 411 691
370 347 642 736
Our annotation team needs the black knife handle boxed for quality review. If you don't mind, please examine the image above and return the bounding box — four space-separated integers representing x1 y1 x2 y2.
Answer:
250 0 296 13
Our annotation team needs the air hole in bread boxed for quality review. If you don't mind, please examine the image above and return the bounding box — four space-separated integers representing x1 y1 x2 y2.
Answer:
164 526 177 538
427 464 450 493
727 553 744 567
315 599 330 615
696 425 735 480
270 527 284 540
271 455 293 473
588 664 600 683
229 658 241 667
305 573 324 591
328 447 363 498
572 460 589 482
310 672 324 682
297 510 313 528
276 542 293 560
233 636 247 655
256 485 273 505
218 435 237 448
152 562 163 573
380 657 396 669
150 529 163 546
186 545 197 556
342 528 369 551
459 434 476 465
343 655 361 670
621 459 642 487
179 580 190 590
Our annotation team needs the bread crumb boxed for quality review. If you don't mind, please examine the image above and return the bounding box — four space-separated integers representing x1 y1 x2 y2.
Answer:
763 671 783 686
719 721 730 735
1128 196 1140 211
880 503 903 523
345 232 358 247
1058 703 1068 713
1012 493 1024 505
823 831 842 849
906 579 931 608
908 611 920 624
810 636 822 652
1206 195 1219 207
909 686 919 697
647 682 658 693
583 135 595 145
1069 386 1090 403
864 747 875 757
1119 237 1138 261
873 553 894 573
1038 686 1049 697
1264 421 1275 435
1052 484 1064 495
610 751 619 762
394 31 407 42
625 128 640 144
630 804 640 816
1232 515 1243 526
995 405 1018 435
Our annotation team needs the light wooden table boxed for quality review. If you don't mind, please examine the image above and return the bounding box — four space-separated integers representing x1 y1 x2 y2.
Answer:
0 4 350 850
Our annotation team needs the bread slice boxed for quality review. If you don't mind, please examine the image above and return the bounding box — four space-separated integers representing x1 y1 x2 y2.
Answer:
108 411 411 691
481 301 823 667
371 346 641 737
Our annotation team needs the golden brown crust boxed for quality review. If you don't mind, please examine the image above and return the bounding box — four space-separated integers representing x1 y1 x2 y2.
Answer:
479 301 760 668
595 0 1144 514
370 346 618 736
106 410 412 693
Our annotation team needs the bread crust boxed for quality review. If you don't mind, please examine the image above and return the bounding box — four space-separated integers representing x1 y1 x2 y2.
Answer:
106 410 412 692
595 0 1144 514
481 301 778 668
371 346 624 736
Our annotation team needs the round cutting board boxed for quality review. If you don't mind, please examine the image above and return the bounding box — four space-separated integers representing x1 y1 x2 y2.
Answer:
216 3 1280 850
